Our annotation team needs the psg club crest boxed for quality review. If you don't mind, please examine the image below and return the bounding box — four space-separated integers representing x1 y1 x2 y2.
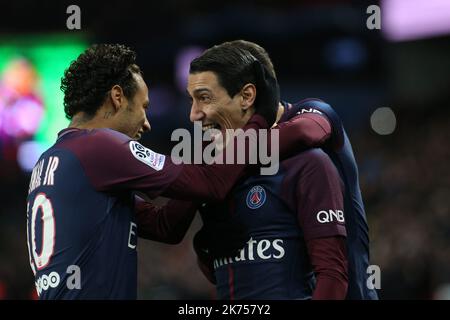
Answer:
246 185 266 210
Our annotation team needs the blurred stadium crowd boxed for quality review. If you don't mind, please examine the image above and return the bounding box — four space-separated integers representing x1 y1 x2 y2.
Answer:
0 0 449 299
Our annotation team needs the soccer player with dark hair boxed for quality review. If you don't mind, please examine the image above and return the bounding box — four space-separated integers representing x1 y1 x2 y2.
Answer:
138 42 349 300
186 41 348 300
186 40 378 300
25 43 288 299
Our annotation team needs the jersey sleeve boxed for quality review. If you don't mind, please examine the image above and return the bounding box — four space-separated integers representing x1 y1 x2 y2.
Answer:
296 150 347 241
65 114 269 202
135 196 198 244
65 128 183 198
276 112 332 153
307 236 348 299
279 99 345 151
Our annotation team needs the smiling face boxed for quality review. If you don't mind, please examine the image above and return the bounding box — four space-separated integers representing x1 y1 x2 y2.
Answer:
187 71 255 134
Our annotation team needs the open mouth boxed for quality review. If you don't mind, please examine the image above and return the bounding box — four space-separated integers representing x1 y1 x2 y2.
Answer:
202 123 221 132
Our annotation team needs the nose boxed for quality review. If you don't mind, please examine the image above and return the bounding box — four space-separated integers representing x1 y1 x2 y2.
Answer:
189 102 204 123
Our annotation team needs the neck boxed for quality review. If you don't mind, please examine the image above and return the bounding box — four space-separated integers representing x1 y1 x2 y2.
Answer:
69 111 111 130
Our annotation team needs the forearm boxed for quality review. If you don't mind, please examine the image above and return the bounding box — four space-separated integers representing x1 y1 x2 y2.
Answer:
135 196 198 244
307 236 348 300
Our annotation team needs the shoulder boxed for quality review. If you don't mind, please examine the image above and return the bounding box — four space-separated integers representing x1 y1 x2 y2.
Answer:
59 128 130 150
56 128 134 165
282 98 329 120
88 128 131 144
281 148 343 189
291 98 332 113
283 148 335 172
285 98 345 150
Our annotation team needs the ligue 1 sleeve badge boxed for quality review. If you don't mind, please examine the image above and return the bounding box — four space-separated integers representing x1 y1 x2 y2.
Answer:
246 185 267 210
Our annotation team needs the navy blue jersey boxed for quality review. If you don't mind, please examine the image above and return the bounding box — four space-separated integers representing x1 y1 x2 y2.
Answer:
281 99 378 300
200 148 346 299
25 128 185 299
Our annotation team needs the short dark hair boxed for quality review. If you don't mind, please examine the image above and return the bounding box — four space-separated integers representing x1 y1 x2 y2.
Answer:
61 44 142 120
189 43 259 98
225 40 276 80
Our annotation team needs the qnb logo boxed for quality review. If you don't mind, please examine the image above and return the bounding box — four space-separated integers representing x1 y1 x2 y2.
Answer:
297 108 323 115
316 210 345 224
213 238 285 270
35 272 60 295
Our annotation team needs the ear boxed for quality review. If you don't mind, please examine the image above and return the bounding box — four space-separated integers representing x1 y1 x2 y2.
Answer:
109 85 124 112
240 83 256 112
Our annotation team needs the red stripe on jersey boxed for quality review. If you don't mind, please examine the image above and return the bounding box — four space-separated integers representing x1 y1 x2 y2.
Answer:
228 264 235 300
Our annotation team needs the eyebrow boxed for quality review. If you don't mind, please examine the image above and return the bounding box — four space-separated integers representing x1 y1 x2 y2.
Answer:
187 88 212 96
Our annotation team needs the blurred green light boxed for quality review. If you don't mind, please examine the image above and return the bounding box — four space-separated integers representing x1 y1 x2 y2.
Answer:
0 34 88 148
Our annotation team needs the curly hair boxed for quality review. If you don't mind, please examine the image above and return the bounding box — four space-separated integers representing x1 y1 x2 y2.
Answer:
60 44 142 120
